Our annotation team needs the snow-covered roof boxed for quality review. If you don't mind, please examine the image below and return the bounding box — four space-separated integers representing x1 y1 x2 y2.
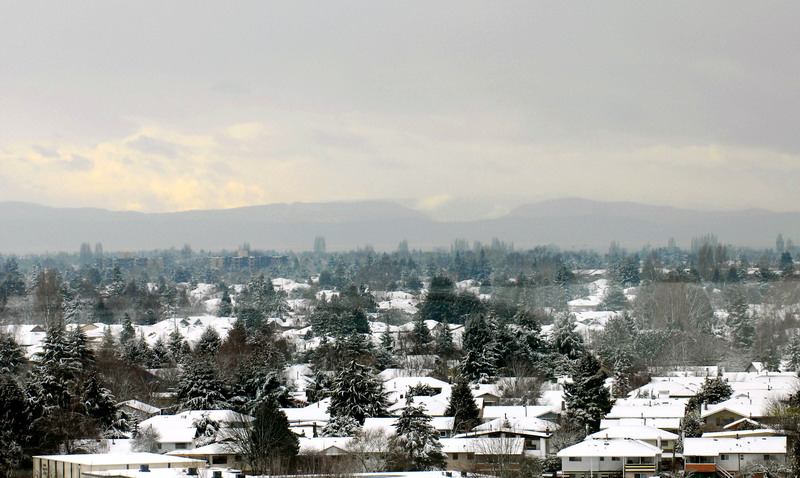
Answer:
702 429 782 439
118 400 161 415
138 411 251 445
298 437 353 455
472 416 557 433
700 397 773 419
166 443 236 456
683 436 787 456
600 418 682 431
557 438 662 458
606 402 686 419
480 405 556 420
33 453 205 467
440 437 525 455
587 425 679 442
281 399 331 423
388 395 449 416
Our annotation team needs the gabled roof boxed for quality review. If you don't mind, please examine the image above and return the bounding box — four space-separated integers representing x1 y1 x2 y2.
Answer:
702 428 783 439
588 425 679 442
683 436 787 456
118 400 161 415
557 438 662 458
473 416 557 433
700 397 771 419
298 437 353 455
480 405 556 420
454 429 549 439
606 402 686 419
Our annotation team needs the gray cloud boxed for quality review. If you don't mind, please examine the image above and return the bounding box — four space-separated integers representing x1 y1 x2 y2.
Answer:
126 136 180 158
32 145 59 158
63 155 93 171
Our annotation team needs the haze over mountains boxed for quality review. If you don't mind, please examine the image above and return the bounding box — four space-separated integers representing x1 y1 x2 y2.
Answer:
0 198 796 253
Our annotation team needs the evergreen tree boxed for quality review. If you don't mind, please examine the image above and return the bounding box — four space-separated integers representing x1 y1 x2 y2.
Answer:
434 320 456 359
786 333 800 371
176 356 230 411
461 314 499 382
563 352 612 433
551 313 583 361
410 316 432 354
0 332 27 374
321 415 361 437
327 360 388 425
445 377 480 433
390 400 445 470
196 326 222 356
217 289 233 317
168 327 190 364
686 377 733 411
237 400 299 474
82 371 122 433
1 257 26 296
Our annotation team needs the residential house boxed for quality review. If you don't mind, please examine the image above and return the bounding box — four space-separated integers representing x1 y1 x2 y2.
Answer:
684 436 787 477
440 437 525 474
557 438 662 478
137 410 252 452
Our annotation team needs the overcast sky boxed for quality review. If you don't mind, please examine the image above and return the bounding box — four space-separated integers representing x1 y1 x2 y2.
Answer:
1 1 798 219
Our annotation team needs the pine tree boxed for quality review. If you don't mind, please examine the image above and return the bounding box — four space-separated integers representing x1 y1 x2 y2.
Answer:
445 377 480 433
195 326 222 356
563 352 612 433
217 290 233 317
390 400 445 470
327 360 388 425
82 371 121 433
0 332 27 374
411 316 432 354
786 333 800 371
176 356 230 411
551 313 583 361
321 415 361 437
434 320 456 359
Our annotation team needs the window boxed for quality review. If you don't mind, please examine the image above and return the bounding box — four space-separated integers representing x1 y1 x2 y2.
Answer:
211 456 227 465
174 443 187 450
452 453 458 460
599 457 605 461
764 454 772 461
721 454 729 461
569 457 582 462
611 457 621 461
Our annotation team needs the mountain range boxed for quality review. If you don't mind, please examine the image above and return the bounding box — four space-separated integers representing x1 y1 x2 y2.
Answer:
0 198 796 253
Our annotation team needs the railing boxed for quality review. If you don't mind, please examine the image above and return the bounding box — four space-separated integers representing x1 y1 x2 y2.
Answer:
716 466 734 478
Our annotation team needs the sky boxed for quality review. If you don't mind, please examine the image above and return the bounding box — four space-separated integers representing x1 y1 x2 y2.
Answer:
1 1 799 220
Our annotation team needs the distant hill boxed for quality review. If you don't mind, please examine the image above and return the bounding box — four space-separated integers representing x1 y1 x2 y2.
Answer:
0 198 797 253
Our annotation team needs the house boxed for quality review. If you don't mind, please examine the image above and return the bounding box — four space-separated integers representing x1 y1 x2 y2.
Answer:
440 437 525 474
167 443 243 470
32 453 205 478
480 405 559 422
684 436 788 477
700 397 772 432
453 428 550 457
557 438 662 478
588 424 679 454
137 410 252 452
118 400 161 423
362 416 456 439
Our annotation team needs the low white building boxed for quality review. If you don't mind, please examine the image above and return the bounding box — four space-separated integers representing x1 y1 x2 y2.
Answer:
32 453 205 478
